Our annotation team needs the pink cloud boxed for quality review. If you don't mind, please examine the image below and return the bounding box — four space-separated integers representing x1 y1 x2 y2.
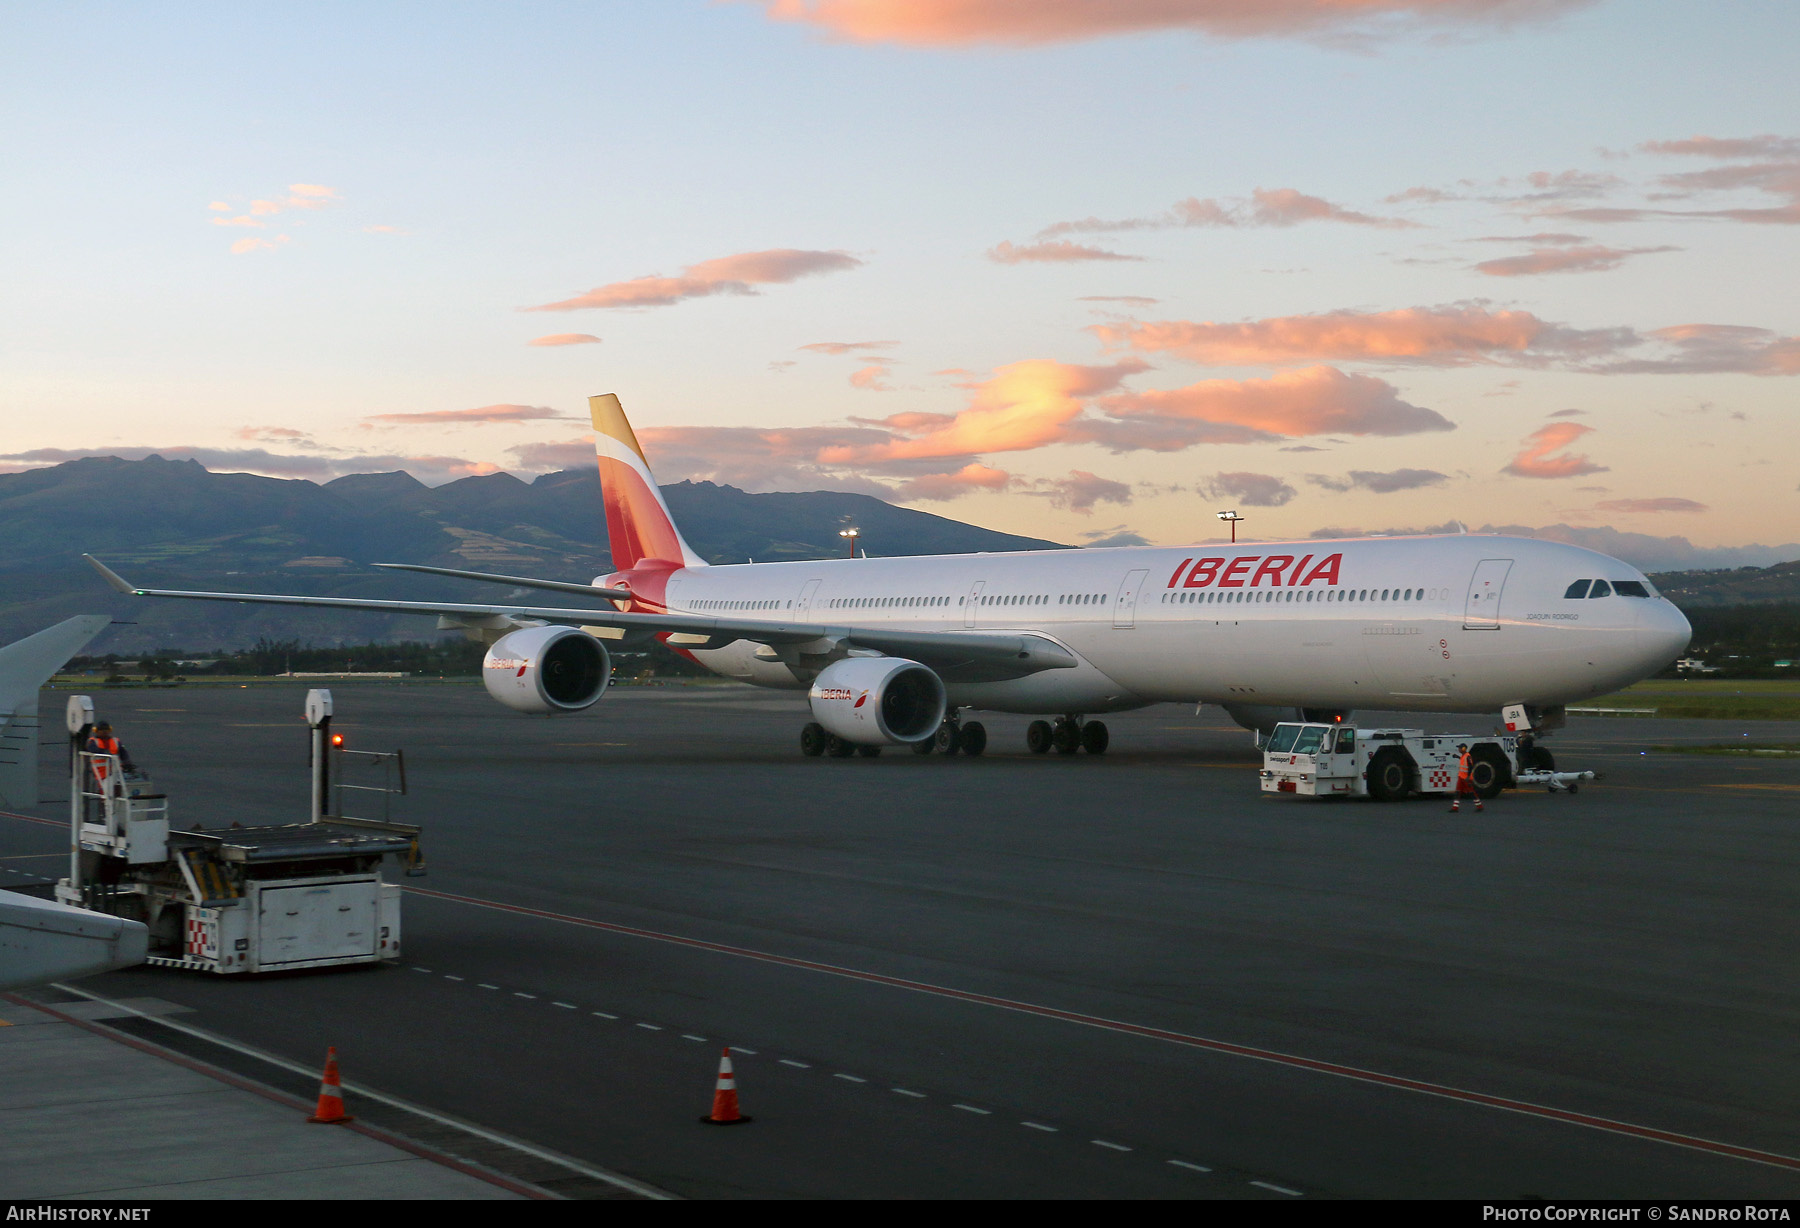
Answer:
987 239 1142 264
800 339 899 354
365 404 574 425
1098 305 1627 367
528 333 603 347
1503 423 1607 479
1039 188 1411 238
1594 497 1708 514
525 249 863 311
839 360 1149 461
1602 324 1800 376
230 237 281 255
750 1 1582 45
849 365 894 391
1473 244 1678 277
892 463 1012 501
1642 135 1800 160
1097 365 1455 440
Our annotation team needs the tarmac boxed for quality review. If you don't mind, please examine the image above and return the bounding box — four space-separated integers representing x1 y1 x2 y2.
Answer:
4 680 1800 1199
0 994 531 1200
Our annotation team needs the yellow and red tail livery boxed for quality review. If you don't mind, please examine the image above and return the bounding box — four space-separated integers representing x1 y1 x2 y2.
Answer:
589 394 705 572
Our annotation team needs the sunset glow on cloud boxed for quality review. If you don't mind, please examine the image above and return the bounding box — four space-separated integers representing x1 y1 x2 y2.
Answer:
987 239 1142 264
527 333 603 347
1100 365 1455 440
751 0 1581 46
365 404 574 426
525 249 864 311
1503 422 1607 479
1098 306 1624 367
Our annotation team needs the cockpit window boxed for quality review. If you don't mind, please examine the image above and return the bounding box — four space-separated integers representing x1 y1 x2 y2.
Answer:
1292 726 1326 755
1589 580 1613 598
1564 580 1592 599
1612 580 1650 598
1268 725 1301 754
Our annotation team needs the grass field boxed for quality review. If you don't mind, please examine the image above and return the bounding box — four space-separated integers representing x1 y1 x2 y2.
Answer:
1590 679 1800 721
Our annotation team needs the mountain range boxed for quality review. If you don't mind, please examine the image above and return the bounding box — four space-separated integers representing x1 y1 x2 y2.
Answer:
0 455 1063 652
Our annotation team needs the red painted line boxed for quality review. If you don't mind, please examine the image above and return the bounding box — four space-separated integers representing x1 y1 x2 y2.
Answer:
1 809 64 828
2 992 552 1199
404 884 1800 1174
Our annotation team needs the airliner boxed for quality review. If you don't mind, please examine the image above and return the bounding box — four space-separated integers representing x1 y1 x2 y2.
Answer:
85 393 1690 759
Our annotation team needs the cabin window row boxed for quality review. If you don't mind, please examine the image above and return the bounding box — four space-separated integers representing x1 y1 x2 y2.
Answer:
1160 586 1434 605
828 595 953 609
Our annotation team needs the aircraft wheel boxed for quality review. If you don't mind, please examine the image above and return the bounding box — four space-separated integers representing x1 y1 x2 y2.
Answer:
800 722 827 757
935 721 961 757
1051 718 1080 755
857 744 882 758
911 738 935 756
959 721 987 757
826 734 856 758
1026 720 1053 754
1081 720 1109 755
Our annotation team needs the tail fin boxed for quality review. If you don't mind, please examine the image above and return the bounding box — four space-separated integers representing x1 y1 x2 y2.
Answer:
589 394 705 571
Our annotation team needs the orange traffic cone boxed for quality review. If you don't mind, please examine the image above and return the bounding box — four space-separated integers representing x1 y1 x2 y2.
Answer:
700 1048 751 1125
307 1046 355 1124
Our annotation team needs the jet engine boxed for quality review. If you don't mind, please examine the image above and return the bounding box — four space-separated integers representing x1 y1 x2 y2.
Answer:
482 626 611 714
1221 703 1351 742
808 657 946 746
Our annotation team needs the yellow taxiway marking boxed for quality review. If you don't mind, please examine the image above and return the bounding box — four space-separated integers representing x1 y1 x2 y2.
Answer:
552 742 631 748
224 723 297 728
1713 783 1800 792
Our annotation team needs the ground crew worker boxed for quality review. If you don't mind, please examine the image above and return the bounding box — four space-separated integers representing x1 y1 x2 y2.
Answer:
84 720 135 793
1450 742 1483 813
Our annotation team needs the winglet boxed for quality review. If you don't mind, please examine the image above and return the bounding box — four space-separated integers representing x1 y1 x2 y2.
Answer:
83 555 137 595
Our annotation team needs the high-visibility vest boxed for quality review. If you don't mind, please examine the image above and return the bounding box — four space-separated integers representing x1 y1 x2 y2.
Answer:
1456 750 1473 785
87 735 121 780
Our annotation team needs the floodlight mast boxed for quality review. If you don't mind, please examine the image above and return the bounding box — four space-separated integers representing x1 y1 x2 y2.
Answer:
839 526 861 558
1216 510 1244 544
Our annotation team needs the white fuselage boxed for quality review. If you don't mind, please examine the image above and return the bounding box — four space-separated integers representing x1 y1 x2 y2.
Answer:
625 534 1690 716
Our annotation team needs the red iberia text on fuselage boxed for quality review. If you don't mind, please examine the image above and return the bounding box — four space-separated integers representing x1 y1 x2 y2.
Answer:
1172 552 1342 589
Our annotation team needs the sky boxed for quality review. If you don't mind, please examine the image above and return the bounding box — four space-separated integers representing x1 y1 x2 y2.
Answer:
4 1 1798 559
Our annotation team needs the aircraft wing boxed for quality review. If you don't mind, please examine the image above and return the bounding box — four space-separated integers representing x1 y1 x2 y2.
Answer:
84 556 1076 682
0 613 112 716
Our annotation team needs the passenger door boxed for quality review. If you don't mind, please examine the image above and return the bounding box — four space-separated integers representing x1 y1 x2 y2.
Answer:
1112 569 1150 630
964 580 986 628
1463 559 1513 630
796 578 821 619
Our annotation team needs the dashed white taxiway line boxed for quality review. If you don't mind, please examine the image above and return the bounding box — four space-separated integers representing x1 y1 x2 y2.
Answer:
401 961 1309 1195
403 883 1800 1174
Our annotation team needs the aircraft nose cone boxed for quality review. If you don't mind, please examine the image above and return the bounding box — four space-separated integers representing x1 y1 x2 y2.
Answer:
1638 600 1691 669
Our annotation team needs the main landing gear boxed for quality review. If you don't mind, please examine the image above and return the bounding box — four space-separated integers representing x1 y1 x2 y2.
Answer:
1026 715 1108 756
921 712 985 757
801 712 1110 758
